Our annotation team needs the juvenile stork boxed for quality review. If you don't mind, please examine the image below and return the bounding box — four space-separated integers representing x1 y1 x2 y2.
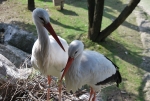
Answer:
60 40 122 101
31 8 68 101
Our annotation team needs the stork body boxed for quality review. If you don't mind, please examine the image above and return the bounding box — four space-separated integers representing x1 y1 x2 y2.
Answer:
31 35 68 78
61 40 122 101
31 8 68 101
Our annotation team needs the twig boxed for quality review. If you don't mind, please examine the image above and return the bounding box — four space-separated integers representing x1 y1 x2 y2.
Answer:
3 81 10 101
29 91 38 101
10 81 19 101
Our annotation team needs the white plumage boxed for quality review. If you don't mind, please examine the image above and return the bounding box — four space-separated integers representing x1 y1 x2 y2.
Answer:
31 8 68 100
60 40 122 101
31 35 68 77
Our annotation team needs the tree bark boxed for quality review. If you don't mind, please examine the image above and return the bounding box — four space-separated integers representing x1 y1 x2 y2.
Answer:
96 0 140 42
28 0 35 11
87 0 95 38
88 0 104 42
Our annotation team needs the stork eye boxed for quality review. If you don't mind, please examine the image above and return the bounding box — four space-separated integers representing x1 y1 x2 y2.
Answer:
75 51 78 54
39 17 45 23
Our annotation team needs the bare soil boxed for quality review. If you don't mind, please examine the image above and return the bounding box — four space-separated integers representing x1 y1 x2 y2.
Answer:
135 4 150 101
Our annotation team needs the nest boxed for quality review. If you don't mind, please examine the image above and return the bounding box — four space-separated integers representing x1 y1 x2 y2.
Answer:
0 72 90 101
0 53 89 101
0 56 105 101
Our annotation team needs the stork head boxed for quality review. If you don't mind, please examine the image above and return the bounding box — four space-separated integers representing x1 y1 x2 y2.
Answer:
60 40 84 81
32 8 65 51
68 40 84 58
32 8 50 26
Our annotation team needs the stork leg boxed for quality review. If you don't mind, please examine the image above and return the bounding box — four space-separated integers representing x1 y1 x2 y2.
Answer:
47 75 52 101
58 80 62 101
92 91 96 101
88 87 94 101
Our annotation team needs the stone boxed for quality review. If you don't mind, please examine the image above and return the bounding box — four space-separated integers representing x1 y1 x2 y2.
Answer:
4 25 36 54
0 44 31 68
0 54 32 85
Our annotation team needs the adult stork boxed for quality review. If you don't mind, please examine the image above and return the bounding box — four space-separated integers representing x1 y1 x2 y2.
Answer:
60 40 122 101
31 8 68 100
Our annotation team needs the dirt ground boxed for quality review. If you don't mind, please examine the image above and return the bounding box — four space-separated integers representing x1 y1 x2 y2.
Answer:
135 2 150 101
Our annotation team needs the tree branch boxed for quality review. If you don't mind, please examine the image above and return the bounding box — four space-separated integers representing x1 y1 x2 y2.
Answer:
97 0 140 42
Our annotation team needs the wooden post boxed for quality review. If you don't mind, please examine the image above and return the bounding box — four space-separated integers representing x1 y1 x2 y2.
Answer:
53 0 64 10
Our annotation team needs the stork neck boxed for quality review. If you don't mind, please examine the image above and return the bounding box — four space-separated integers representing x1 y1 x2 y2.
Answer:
35 22 51 59
65 53 83 88
36 23 49 44
70 53 82 72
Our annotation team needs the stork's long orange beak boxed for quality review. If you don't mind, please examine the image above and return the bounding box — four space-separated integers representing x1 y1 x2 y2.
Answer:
44 23 65 52
59 57 74 100
60 57 74 81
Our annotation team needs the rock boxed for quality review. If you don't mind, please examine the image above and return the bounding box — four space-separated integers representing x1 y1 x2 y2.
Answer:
0 54 32 85
4 25 36 54
0 44 31 68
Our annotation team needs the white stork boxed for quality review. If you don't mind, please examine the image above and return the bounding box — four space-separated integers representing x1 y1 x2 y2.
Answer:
60 40 122 101
31 8 68 101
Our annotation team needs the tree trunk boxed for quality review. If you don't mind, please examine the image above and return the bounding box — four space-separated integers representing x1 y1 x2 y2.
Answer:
28 0 35 11
97 0 140 42
88 0 104 42
87 0 95 38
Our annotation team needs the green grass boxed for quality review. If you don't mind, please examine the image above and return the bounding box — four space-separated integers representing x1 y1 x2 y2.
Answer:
0 0 146 100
